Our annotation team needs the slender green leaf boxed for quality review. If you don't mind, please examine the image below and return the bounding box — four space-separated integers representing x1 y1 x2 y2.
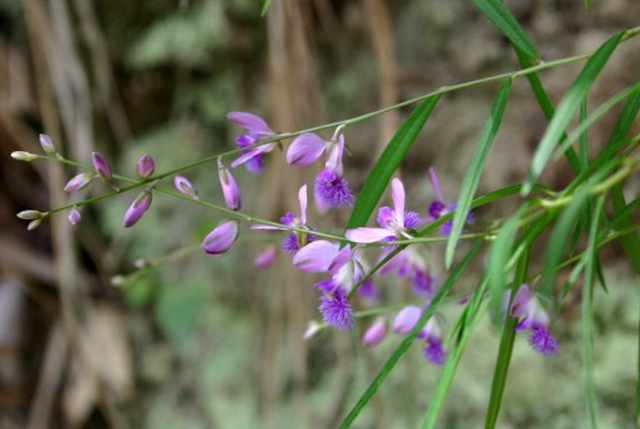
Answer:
488 203 529 317
336 241 483 429
446 80 512 268
261 0 274 16
582 196 605 429
467 0 539 61
346 95 441 230
541 189 592 299
606 76 640 147
522 32 624 194
554 80 640 158
421 277 490 429
484 248 530 429
579 100 589 169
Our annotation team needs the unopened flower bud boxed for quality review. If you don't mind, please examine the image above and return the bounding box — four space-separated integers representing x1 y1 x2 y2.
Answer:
68 208 81 225
92 152 112 183
39 134 57 154
303 321 322 340
218 159 242 210
64 173 94 193
27 219 42 231
362 318 387 348
134 259 147 269
201 220 239 255
137 154 155 178
123 191 153 228
17 210 43 220
392 306 422 335
254 246 277 269
110 275 126 287
11 151 38 162
174 175 198 199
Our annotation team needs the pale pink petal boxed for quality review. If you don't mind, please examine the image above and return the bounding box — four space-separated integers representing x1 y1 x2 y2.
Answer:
346 227 395 243
227 111 273 135
299 185 308 225
286 133 327 165
328 246 353 276
251 224 284 231
392 306 422 335
293 240 340 272
510 284 532 318
391 178 405 227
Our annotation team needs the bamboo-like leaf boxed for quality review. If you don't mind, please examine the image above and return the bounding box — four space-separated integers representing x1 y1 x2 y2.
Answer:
345 95 441 230
522 32 624 194
607 76 640 147
582 196 605 429
484 248 530 429
467 0 539 61
541 189 591 299
554 81 640 158
445 80 512 268
488 203 529 317
421 277 490 429
336 241 483 429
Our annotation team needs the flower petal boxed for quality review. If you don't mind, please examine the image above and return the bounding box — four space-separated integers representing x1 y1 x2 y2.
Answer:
345 227 394 243
299 184 308 225
510 284 532 318
293 240 340 272
391 177 405 227
227 111 273 135
286 133 327 165
392 306 422 334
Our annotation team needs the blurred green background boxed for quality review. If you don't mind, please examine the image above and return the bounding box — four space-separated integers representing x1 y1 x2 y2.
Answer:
0 1 639 428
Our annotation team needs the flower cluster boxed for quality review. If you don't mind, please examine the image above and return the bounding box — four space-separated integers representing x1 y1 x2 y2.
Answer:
13 114 561 369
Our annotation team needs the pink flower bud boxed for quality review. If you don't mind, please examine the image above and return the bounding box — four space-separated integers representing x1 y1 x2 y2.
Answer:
201 220 239 255
254 246 277 269
137 154 155 178
39 134 57 154
392 306 422 335
64 173 94 193
218 159 242 210
174 175 198 199
362 318 387 348
123 191 153 228
68 208 81 225
91 152 112 183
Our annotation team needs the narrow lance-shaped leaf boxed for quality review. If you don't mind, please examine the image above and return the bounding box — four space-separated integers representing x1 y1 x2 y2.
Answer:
485 248 530 429
345 95 441 230
261 0 274 16
446 80 512 268
467 0 539 61
336 240 483 429
522 32 624 194
421 277 490 429
582 196 605 429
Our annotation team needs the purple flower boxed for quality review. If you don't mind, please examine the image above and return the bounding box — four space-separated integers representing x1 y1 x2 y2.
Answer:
357 279 378 299
422 317 446 365
362 318 387 348
201 220 239 255
39 134 56 154
509 284 559 357
137 154 155 178
318 288 354 331
293 240 341 272
314 134 354 210
91 152 112 184
123 191 153 228
218 159 242 211
254 246 277 269
392 306 422 335
427 169 474 237
64 173 94 193
529 323 559 356
346 178 418 243
253 185 315 257
227 112 275 175
424 338 446 365
412 268 434 296
174 175 199 199
68 208 81 225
